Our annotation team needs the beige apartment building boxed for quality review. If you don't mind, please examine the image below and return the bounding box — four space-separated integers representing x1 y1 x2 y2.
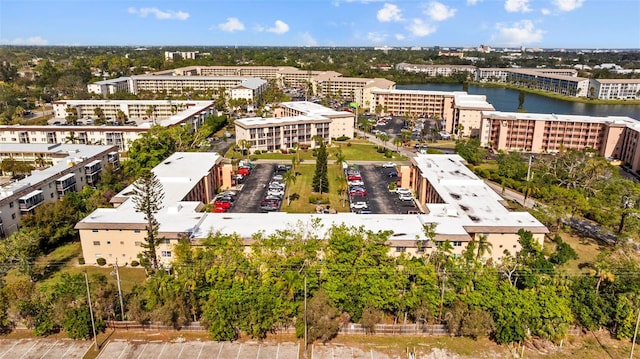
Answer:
235 101 354 152
404 154 548 260
76 152 229 265
370 89 493 135
76 153 547 265
312 72 396 107
0 144 119 237
589 79 640 100
0 100 216 151
479 111 640 172
507 69 590 97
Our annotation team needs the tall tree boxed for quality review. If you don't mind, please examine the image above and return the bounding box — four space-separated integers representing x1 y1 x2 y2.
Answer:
132 169 165 271
312 140 329 194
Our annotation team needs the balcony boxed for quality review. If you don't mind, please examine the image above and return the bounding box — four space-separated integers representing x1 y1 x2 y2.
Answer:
18 190 44 212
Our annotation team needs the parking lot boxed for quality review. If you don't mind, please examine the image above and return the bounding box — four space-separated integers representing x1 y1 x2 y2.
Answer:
96 339 299 359
0 339 90 358
347 164 419 215
229 163 290 213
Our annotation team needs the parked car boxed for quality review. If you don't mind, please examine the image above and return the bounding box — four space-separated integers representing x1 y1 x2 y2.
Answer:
213 206 227 213
388 171 398 178
276 165 292 172
349 188 367 196
237 167 251 176
350 201 369 210
347 174 362 181
348 180 364 187
399 193 414 201
381 162 396 168
395 187 412 195
214 200 232 209
267 189 285 197
272 174 284 181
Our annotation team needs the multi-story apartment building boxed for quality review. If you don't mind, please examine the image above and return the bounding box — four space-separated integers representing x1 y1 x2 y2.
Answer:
479 111 640 172
131 76 267 100
370 89 493 134
86 77 133 96
76 152 228 266
1 100 215 151
164 51 202 61
507 69 590 97
312 72 396 107
235 101 354 152
76 153 546 265
88 66 396 105
0 144 119 238
475 68 579 83
396 63 476 78
402 154 548 260
589 79 640 100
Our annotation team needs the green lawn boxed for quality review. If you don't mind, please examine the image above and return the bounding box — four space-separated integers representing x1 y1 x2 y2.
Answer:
5 241 146 295
283 164 349 213
226 140 408 163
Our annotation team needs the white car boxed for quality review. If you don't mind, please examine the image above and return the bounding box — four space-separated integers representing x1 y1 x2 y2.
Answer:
399 193 414 201
382 162 397 168
350 201 369 210
348 180 364 187
395 187 412 195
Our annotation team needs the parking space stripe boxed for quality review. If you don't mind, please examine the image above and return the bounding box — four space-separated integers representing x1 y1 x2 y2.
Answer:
196 341 205 359
19 342 38 359
236 343 242 359
177 343 185 358
0 340 20 359
38 340 57 358
117 343 129 359
59 343 74 359
135 343 148 359
256 344 261 359
157 342 167 358
216 342 223 359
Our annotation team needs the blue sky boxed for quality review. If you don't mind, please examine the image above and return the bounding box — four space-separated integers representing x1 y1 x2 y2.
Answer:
1 0 638 48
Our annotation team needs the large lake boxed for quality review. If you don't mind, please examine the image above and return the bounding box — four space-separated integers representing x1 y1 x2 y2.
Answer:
398 83 640 120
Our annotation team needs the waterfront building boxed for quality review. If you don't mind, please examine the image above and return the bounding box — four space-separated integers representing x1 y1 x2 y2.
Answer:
589 79 640 100
0 144 119 237
396 63 475 78
479 111 640 172
506 69 590 97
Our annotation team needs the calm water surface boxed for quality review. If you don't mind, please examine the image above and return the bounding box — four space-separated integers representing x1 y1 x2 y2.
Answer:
398 83 640 120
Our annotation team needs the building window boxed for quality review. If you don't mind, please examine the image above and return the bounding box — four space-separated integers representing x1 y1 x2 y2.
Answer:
9 202 13 208
453 241 463 247
134 229 141 233
160 239 170 244
106 241 111 244
161 251 172 258
11 213 16 219
395 247 406 252
92 229 98 233
93 241 100 246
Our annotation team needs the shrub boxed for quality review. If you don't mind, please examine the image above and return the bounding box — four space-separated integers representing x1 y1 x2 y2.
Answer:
308 195 330 204
96 258 107 266
347 142 352 147
250 156 258 161
253 150 261 155
335 135 350 141
130 260 140 267
78 257 85 265
289 149 296 153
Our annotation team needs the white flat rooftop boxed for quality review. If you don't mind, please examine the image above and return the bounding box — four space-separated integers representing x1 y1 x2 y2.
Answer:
279 101 353 117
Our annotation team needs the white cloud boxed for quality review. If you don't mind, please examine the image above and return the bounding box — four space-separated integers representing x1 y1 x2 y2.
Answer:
426 2 456 21
504 0 531 13
127 7 189 20
406 19 437 37
1 36 48 45
300 32 318 47
552 0 585 12
218 17 245 32
540 8 551 15
267 20 290 34
377 3 403 22
395 33 405 40
467 0 481 5
367 32 387 43
491 20 544 46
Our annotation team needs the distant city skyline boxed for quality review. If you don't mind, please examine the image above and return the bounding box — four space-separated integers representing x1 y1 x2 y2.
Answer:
1 0 639 49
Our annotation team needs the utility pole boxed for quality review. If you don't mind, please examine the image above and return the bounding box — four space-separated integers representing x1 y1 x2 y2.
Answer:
114 259 125 321
304 274 308 358
526 155 533 182
630 307 640 359
84 271 99 351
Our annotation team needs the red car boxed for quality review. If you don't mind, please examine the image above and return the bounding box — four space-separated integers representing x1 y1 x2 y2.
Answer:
349 189 367 196
214 200 231 209
212 206 227 213
237 167 250 176
347 175 362 181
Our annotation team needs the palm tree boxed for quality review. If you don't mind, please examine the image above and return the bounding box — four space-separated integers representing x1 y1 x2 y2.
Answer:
65 131 78 144
590 262 615 293
393 137 402 151
475 234 492 262
431 127 439 143
283 170 297 206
